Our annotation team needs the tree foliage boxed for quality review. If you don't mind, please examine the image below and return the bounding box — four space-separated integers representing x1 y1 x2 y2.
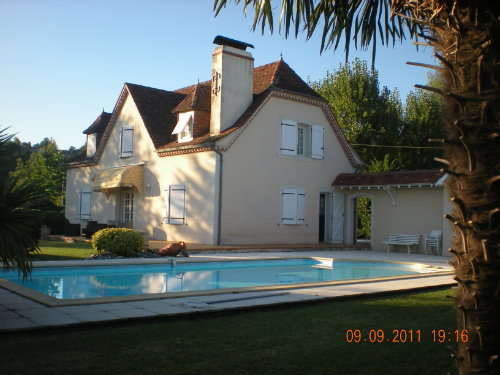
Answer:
10 138 65 206
310 59 443 170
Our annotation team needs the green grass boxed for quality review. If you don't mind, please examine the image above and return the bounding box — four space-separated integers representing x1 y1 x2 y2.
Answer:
0 288 457 375
33 239 95 260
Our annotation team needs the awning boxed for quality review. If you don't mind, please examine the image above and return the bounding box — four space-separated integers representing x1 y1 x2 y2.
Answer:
92 165 144 194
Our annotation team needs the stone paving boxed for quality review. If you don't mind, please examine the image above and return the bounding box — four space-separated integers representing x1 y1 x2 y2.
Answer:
0 251 455 332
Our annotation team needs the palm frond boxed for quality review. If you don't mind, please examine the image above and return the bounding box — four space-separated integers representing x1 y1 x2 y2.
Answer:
213 0 422 64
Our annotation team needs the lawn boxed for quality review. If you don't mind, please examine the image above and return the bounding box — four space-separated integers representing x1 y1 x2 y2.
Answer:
33 239 95 260
0 288 457 375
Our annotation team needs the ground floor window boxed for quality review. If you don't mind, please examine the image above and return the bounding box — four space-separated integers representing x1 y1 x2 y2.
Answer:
121 191 134 222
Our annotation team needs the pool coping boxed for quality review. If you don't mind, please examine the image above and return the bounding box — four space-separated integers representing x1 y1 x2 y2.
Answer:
0 256 453 307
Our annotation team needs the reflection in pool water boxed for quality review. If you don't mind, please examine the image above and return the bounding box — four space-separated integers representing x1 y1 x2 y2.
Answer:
0 258 429 300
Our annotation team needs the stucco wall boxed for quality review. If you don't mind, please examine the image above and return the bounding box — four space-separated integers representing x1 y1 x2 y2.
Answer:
66 93 218 244
342 187 450 254
219 95 355 244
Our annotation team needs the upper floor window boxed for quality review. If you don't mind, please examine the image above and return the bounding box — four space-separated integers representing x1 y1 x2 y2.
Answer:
120 125 134 157
280 120 324 159
86 134 97 157
172 113 194 143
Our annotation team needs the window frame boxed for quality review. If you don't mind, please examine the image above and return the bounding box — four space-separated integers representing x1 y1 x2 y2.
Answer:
281 187 305 225
120 125 134 158
164 184 186 225
79 188 92 220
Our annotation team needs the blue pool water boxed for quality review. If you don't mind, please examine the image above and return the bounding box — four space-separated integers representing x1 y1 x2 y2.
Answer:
0 258 426 300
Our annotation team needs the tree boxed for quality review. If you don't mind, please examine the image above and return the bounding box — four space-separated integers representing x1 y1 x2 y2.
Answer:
0 129 43 279
11 138 65 206
400 87 446 169
309 58 403 165
214 1 500 373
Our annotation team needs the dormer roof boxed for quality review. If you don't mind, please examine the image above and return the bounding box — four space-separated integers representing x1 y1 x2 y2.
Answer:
83 111 112 135
172 84 211 114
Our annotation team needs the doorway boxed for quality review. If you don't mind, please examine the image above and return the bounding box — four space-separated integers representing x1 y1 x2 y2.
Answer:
353 196 372 244
318 193 333 242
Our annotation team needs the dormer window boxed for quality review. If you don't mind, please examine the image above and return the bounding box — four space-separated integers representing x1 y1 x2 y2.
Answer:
86 133 97 157
172 112 194 143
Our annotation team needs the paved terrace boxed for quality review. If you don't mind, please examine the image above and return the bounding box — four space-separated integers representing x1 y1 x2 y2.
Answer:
0 248 455 332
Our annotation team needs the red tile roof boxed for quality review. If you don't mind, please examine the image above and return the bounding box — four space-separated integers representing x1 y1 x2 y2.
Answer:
83 111 112 134
172 84 211 113
126 83 186 149
72 59 337 166
332 169 445 188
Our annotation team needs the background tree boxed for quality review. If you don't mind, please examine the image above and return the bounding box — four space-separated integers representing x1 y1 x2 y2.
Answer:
10 138 65 206
214 1 500 374
310 59 444 170
0 129 43 279
400 88 445 169
310 58 402 165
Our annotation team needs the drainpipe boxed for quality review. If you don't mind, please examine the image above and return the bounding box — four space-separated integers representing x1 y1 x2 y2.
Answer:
214 150 223 245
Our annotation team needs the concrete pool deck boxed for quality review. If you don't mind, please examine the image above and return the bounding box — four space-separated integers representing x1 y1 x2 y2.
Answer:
0 250 455 332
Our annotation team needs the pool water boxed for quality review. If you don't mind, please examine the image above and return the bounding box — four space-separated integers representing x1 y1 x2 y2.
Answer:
0 258 427 300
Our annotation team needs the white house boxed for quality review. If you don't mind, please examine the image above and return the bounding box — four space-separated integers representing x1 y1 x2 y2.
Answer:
65 36 364 245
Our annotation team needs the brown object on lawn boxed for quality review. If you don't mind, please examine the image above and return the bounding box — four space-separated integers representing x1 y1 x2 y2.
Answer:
158 241 189 257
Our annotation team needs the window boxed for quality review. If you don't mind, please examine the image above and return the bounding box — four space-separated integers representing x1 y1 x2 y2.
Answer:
86 134 96 157
120 125 134 157
172 113 193 143
164 185 186 224
79 189 92 220
281 187 305 225
121 191 134 222
280 120 324 159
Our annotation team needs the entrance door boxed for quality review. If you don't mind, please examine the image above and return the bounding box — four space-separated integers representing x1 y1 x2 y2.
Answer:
331 192 344 244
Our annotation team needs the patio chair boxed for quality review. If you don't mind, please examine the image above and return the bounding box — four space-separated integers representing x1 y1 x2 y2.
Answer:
425 230 442 256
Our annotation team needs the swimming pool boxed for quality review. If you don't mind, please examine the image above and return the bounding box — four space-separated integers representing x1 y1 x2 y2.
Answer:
0 258 439 302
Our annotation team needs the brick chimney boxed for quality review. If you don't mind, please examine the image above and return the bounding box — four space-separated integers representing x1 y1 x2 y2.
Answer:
210 36 254 135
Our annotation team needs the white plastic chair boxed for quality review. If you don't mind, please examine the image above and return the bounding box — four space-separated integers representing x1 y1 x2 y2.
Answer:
425 230 442 256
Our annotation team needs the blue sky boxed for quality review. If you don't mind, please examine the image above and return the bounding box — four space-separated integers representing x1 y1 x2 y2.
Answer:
0 0 436 150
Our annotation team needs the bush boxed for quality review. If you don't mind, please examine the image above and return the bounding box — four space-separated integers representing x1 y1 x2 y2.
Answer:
91 228 144 257
41 210 66 234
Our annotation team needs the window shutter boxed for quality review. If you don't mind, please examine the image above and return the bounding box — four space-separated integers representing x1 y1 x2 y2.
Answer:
297 189 305 223
165 185 186 224
79 189 91 220
280 120 297 156
120 126 134 157
311 125 324 159
282 188 297 224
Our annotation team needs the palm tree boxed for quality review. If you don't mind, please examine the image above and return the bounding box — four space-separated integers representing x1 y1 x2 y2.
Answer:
0 129 43 279
214 1 500 374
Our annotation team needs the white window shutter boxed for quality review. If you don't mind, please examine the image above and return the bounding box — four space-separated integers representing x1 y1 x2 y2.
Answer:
121 126 134 157
282 188 298 224
297 189 305 223
280 120 297 156
79 189 91 220
165 185 185 224
311 125 324 159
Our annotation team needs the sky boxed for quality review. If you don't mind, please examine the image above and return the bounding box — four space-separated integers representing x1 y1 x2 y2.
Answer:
0 0 436 150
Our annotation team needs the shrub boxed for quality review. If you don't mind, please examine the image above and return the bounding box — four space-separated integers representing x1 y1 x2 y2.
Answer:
91 228 144 257
41 210 66 234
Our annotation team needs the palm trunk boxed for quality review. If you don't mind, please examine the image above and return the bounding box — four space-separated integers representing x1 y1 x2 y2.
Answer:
394 1 500 374
427 3 499 374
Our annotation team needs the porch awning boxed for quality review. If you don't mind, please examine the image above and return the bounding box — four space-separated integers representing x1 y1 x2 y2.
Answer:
92 165 144 194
